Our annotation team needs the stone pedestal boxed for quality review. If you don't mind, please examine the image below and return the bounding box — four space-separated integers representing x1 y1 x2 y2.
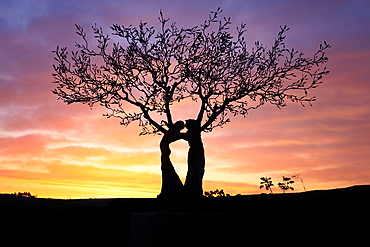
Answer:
130 212 230 247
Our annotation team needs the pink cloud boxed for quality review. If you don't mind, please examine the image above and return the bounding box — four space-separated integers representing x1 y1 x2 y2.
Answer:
0 0 370 198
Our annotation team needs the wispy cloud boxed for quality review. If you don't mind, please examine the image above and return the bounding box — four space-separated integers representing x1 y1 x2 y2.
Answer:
0 0 369 198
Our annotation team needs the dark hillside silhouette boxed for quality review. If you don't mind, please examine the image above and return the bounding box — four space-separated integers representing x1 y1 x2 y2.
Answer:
52 8 330 208
1 185 369 245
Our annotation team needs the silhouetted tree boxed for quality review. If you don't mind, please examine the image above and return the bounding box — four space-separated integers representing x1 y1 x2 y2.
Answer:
52 8 330 203
260 177 274 194
278 176 295 193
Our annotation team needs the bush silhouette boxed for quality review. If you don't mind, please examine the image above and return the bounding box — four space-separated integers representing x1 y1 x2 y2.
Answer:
277 176 295 193
12 192 37 198
204 189 230 198
260 177 274 194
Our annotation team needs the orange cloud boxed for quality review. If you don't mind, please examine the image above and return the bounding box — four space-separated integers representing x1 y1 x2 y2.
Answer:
1 0 370 199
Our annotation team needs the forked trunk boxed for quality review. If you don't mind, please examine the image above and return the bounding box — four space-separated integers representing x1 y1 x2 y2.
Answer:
157 120 206 209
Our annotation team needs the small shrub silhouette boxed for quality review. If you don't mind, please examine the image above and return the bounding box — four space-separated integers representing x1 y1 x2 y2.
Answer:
292 173 306 191
12 192 37 198
259 177 274 194
204 189 230 198
277 176 295 193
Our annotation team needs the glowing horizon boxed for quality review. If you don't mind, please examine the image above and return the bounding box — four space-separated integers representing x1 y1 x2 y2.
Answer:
1 0 370 199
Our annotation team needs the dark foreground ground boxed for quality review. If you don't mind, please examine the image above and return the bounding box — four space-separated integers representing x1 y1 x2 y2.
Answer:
1 185 369 246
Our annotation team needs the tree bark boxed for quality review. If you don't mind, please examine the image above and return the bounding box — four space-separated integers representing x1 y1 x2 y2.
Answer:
157 119 206 209
157 121 184 201
183 120 205 199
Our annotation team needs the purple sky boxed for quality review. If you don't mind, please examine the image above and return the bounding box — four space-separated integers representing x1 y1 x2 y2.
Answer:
0 0 369 198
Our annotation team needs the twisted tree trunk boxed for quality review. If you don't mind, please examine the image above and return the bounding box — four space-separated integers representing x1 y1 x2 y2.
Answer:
157 120 206 209
157 121 184 203
183 120 205 200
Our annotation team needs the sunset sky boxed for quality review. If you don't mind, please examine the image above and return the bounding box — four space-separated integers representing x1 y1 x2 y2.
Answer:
0 0 369 199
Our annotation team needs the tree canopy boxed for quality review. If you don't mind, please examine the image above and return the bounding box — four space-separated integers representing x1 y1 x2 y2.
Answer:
52 8 330 136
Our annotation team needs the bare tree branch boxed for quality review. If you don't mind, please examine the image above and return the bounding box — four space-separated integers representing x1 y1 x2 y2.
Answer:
52 9 330 135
